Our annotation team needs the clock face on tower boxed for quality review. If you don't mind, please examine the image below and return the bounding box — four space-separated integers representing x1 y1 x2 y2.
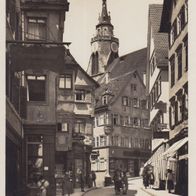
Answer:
111 42 118 53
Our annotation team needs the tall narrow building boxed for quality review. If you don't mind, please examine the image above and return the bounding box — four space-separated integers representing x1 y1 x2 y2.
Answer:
87 0 119 81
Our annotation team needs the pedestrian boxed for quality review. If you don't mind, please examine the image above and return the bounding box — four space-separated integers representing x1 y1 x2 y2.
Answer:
142 168 149 189
149 170 155 188
121 171 128 195
88 172 92 188
166 169 174 193
113 169 122 195
63 171 73 196
91 171 96 187
79 169 85 192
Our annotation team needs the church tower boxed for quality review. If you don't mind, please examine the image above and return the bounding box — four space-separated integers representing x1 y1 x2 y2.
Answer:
87 0 119 81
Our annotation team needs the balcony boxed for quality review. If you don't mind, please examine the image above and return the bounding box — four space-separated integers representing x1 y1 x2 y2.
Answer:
10 44 66 72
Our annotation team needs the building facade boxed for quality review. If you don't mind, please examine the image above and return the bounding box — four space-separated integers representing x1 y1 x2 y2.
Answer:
145 4 170 189
6 0 25 195
87 0 119 81
91 49 152 186
6 0 98 195
160 0 188 195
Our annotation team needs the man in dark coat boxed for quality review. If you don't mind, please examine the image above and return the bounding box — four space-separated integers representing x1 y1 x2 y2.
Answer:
91 171 96 187
79 170 85 192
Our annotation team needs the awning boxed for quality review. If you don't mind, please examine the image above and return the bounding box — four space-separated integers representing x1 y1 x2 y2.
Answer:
163 137 188 158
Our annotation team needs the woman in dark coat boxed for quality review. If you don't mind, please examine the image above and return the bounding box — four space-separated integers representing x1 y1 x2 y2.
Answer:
113 169 122 195
166 169 174 193
121 171 128 194
63 171 72 196
142 169 149 189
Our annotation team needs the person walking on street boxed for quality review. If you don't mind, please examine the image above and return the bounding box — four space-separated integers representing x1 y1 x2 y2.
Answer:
149 170 155 188
121 171 128 195
166 169 174 193
91 171 96 187
142 169 149 189
63 171 73 196
79 169 85 192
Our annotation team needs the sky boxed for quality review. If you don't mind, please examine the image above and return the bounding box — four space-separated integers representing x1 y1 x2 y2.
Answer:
63 0 163 70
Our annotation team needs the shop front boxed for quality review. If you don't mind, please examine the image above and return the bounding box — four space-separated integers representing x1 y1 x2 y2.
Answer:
24 125 56 196
163 136 188 195
109 148 151 177
72 142 92 188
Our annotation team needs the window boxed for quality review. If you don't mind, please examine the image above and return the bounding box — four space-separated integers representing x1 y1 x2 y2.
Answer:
27 75 46 101
113 114 119 125
169 103 175 128
133 98 139 108
104 113 109 125
170 27 175 46
177 14 182 35
97 114 104 126
142 119 149 127
96 137 99 147
180 6 186 29
185 1 188 24
122 116 129 126
100 135 107 147
75 121 85 134
173 20 178 40
57 122 69 132
158 76 162 96
177 95 183 123
177 47 182 79
27 18 46 40
102 95 108 105
122 96 129 106
59 74 72 89
170 57 175 87
131 84 137 92
133 118 139 127
27 135 43 185
75 90 85 101
184 38 188 71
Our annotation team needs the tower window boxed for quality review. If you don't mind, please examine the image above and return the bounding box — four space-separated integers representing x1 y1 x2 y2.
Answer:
27 18 46 40
102 95 108 105
92 52 99 75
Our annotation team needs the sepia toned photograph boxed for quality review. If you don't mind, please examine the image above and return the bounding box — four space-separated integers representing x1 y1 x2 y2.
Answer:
5 0 189 196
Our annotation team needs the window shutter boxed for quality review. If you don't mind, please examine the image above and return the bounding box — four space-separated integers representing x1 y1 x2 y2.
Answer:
169 106 172 128
182 94 185 121
175 101 178 125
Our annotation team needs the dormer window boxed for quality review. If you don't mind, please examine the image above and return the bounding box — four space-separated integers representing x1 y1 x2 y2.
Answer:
102 95 108 105
122 96 129 106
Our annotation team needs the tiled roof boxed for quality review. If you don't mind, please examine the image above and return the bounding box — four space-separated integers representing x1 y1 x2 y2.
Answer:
149 4 169 67
95 71 136 108
104 48 147 80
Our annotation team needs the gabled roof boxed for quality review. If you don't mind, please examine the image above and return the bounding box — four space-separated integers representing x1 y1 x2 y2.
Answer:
149 4 169 68
68 51 99 88
98 48 147 83
95 70 145 108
